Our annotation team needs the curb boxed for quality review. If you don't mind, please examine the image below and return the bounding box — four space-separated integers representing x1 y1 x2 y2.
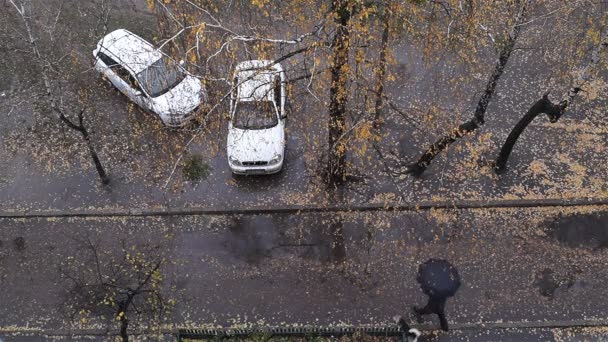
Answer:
0 198 607 219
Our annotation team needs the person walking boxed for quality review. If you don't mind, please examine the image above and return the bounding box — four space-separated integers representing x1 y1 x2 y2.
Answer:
414 294 449 331
413 258 461 332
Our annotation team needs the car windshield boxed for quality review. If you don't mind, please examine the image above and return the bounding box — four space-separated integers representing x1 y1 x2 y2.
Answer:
136 55 186 97
233 101 278 130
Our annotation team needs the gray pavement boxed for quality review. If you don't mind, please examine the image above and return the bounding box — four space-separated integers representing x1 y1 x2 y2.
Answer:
1 1 607 341
1 206 607 339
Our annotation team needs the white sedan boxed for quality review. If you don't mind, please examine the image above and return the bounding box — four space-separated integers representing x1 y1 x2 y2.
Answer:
227 60 286 175
93 29 205 127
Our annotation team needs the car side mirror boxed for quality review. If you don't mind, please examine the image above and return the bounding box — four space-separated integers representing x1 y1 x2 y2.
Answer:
283 101 292 119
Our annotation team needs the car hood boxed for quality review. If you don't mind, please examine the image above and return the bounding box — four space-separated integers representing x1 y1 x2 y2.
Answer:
227 123 285 162
151 75 203 118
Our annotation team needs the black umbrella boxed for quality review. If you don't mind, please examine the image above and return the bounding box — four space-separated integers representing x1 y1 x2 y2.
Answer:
416 259 461 298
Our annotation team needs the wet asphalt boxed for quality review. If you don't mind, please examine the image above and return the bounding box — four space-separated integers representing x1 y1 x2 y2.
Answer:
0 1 607 341
0 208 607 340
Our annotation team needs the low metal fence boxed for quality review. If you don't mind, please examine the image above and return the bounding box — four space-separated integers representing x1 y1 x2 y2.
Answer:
178 325 406 340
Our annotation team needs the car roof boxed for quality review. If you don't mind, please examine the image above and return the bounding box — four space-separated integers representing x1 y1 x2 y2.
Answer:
98 29 162 74
235 60 282 102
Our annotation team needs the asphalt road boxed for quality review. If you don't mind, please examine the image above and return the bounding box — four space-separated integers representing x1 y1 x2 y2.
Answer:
0 1 606 215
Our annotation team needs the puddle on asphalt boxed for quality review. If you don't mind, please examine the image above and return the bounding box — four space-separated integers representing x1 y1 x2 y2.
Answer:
543 211 608 250
221 214 358 264
223 216 276 264
534 268 561 299
533 267 584 299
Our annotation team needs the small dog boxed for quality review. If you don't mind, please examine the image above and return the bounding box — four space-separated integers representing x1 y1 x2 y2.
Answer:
393 315 421 342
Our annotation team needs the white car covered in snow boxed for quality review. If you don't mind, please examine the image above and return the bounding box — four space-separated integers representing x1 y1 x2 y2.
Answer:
93 29 205 127
227 60 286 175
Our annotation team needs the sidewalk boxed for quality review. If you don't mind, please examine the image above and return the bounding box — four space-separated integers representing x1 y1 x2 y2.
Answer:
1 206 607 338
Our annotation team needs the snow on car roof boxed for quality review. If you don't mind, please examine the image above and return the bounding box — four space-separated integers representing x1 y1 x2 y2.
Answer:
235 60 281 102
98 29 162 74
